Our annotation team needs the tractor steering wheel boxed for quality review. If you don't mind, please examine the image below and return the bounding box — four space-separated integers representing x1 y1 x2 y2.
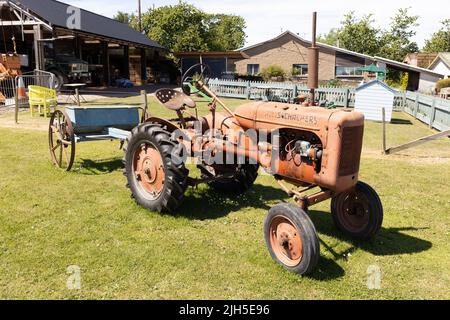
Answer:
181 63 213 95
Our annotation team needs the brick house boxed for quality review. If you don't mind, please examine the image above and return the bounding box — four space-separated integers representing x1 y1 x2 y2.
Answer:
235 31 375 82
177 30 445 91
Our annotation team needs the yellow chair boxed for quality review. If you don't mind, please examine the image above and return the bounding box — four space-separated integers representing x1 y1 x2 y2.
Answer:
28 85 57 118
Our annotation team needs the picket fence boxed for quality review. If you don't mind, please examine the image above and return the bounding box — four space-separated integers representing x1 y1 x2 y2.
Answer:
208 79 449 131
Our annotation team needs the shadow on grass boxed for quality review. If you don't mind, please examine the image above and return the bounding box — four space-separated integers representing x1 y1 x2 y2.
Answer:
177 184 289 220
390 118 413 125
309 210 432 256
77 158 123 175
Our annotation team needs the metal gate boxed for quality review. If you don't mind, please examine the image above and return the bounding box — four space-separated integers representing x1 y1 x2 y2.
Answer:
0 70 55 109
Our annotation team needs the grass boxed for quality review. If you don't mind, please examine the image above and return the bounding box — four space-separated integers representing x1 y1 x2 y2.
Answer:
0 97 449 299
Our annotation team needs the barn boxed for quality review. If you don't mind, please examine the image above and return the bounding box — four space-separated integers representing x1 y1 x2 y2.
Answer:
355 80 396 122
0 0 167 87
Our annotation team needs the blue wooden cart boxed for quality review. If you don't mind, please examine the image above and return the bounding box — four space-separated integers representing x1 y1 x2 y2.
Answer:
48 106 141 171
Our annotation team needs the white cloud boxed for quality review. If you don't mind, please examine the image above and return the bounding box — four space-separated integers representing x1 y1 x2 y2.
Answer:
63 0 449 48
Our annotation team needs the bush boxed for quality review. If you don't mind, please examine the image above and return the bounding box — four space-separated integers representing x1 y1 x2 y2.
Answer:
292 67 302 76
261 65 286 81
436 78 450 92
401 72 409 91
327 79 343 87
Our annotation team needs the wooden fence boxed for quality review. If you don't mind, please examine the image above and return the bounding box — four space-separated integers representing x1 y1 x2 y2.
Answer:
207 79 449 131
402 91 450 132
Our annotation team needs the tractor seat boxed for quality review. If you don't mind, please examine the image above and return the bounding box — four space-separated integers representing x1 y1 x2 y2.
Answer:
155 89 196 111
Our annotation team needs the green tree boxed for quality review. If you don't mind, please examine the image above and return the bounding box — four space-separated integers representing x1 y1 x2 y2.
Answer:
335 12 381 56
207 14 247 51
137 3 209 52
378 8 419 62
123 2 246 52
423 19 450 53
317 28 340 46
113 11 135 24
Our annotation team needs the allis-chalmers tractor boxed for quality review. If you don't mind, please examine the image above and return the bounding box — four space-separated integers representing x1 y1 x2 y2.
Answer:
123 14 383 275
123 76 383 273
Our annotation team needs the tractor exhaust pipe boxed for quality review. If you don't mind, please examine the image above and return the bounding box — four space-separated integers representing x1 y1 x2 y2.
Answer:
308 12 319 105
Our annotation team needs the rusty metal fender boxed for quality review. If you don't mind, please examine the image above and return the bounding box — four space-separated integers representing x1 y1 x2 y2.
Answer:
144 116 180 133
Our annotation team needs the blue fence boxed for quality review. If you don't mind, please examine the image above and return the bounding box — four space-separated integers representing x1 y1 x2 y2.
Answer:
207 79 449 131
402 91 450 132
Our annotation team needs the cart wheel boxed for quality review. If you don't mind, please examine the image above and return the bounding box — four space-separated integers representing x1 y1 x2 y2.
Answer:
124 123 189 213
49 109 75 171
331 181 383 240
264 203 320 275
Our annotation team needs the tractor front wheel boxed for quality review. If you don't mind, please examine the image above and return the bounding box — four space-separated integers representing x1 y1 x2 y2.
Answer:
124 123 189 213
331 181 383 240
264 203 320 275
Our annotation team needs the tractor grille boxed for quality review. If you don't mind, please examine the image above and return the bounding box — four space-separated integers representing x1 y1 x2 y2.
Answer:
339 125 364 176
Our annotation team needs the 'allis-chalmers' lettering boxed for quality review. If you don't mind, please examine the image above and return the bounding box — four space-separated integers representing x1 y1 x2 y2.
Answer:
264 111 318 125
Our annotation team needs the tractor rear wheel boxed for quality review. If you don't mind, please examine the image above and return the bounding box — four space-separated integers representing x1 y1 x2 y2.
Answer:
331 181 383 240
202 164 259 193
124 123 189 213
264 203 320 275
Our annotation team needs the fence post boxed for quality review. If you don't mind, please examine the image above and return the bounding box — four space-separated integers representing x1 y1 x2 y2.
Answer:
293 84 298 99
141 90 148 122
429 98 436 129
246 81 251 100
382 107 387 154
402 92 407 111
344 88 349 108
414 93 419 117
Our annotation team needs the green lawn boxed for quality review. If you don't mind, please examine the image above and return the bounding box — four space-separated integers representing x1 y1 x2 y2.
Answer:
0 98 449 299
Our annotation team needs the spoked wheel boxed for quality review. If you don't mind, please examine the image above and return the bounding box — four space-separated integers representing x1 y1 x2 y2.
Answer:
331 181 383 240
124 123 189 213
264 203 320 275
49 109 75 171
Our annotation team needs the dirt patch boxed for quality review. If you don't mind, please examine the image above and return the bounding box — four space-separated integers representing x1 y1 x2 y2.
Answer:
363 148 450 165
0 109 48 131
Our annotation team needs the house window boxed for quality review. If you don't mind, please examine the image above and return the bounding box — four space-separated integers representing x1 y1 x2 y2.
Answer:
292 64 308 76
336 66 363 77
247 64 260 76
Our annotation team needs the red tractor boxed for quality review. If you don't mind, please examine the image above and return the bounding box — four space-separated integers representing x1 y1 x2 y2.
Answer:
123 13 382 275
123 79 382 275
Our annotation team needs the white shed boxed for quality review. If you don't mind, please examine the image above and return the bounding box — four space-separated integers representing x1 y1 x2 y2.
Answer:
355 80 396 122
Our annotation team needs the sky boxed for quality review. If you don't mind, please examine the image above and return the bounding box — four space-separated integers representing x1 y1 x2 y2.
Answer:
64 0 449 48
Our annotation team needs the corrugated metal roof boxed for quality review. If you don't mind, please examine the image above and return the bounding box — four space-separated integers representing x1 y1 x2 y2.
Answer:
11 0 164 49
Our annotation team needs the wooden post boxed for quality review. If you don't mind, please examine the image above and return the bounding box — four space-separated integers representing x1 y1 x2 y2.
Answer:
246 81 251 100
414 93 419 117
102 41 110 86
402 92 407 111
33 25 43 70
75 88 80 106
141 89 148 122
385 129 450 155
123 45 130 80
382 107 387 154
344 88 349 108
429 98 436 129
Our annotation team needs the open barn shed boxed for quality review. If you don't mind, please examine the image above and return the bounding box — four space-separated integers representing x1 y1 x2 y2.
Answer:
0 0 168 87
